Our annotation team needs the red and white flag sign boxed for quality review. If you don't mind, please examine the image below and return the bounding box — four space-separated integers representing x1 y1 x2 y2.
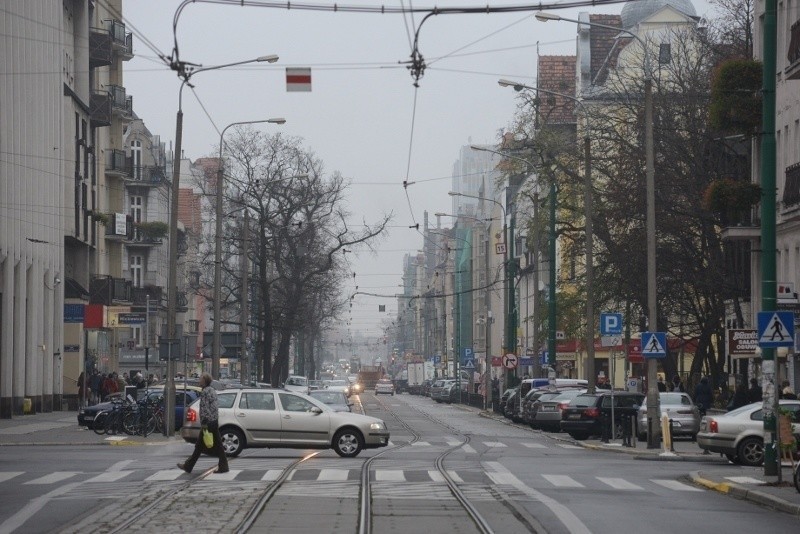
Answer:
286 68 311 92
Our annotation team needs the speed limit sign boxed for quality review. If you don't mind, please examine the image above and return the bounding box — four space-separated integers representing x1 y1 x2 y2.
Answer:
502 353 518 369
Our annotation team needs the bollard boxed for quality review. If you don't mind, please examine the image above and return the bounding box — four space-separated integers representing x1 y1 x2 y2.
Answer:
631 415 637 448
660 412 672 453
668 419 675 452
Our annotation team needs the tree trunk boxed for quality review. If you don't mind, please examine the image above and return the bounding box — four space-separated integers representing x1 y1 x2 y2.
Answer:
271 327 292 387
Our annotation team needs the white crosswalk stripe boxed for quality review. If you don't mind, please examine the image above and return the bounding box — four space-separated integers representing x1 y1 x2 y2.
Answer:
725 476 763 484
145 470 184 482
24 472 80 485
318 469 349 481
557 444 582 449
410 441 431 447
446 470 464 483
206 469 242 481
427 470 445 482
445 439 462 447
85 471 134 483
597 477 643 490
0 472 23 484
261 469 283 481
461 444 477 454
483 441 507 448
651 479 702 492
522 443 546 449
542 474 584 488
375 469 405 481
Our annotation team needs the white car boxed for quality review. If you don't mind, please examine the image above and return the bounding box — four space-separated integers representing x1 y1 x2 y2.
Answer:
283 375 309 394
325 379 351 397
375 379 394 396
181 388 390 457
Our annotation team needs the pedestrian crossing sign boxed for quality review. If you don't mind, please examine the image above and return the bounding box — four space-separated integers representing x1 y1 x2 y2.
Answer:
757 311 795 348
641 332 667 358
462 359 475 370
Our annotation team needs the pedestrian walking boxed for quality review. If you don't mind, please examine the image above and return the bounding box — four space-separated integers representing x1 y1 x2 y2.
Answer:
669 375 684 393
694 376 714 415
747 377 763 403
780 380 797 400
178 373 228 474
89 369 102 405
657 377 667 392
77 371 87 409
727 384 749 411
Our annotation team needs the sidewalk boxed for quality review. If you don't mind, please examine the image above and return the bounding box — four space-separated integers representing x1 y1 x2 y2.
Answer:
0 409 180 446
463 404 800 515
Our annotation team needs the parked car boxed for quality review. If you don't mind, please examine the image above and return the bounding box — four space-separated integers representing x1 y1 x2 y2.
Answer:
443 380 469 403
636 392 701 440
181 388 390 457
78 386 201 430
560 392 645 440
421 379 433 397
431 379 455 402
504 389 522 421
697 400 800 466
308 390 353 412
497 387 518 414
375 379 395 395
308 380 324 391
532 390 586 431
521 389 558 424
526 390 564 428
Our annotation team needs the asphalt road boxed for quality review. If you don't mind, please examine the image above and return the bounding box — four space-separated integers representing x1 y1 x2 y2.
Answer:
0 393 798 534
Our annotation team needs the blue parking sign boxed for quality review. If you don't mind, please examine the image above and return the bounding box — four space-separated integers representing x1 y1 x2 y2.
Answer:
600 313 623 336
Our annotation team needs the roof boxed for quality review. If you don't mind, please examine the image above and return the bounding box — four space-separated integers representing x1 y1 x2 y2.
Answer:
621 0 697 29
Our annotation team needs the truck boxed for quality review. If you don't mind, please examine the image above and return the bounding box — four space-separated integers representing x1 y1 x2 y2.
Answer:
406 362 425 395
357 365 384 390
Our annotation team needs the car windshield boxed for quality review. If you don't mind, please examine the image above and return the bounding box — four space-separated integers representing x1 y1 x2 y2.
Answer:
328 380 348 386
287 377 307 386
572 394 599 407
378 379 392 384
536 392 561 402
310 391 347 404
641 393 691 407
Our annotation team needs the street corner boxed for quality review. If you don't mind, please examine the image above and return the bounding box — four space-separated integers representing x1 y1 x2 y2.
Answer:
689 471 800 516
689 471 732 493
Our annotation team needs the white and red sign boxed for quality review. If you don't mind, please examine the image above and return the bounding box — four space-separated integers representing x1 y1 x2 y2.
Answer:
286 68 311 92
502 353 518 369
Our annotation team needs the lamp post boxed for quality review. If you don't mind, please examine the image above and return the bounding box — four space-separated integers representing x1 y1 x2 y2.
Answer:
498 79 595 393
165 54 278 436
214 118 286 383
537 11 660 447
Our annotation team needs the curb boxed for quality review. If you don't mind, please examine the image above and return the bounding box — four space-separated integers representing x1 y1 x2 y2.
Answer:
689 471 800 516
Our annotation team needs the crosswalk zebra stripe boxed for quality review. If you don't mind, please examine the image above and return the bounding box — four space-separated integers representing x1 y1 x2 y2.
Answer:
410 441 431 447
375 469 405 481
597 477 643 490
318 469 349 481
145 470 184 482
446 439 462 446
446 470 464 483
522 443 546 449
206 469 242 481
461 444 477 454
85 471 134 483
427 470 445 482
542 474 584 488
0 472 23 484
483 442 507 448
651 479 702 492
725 476 763 484
557 444 582 449
24 472 80 485
262 469 283 481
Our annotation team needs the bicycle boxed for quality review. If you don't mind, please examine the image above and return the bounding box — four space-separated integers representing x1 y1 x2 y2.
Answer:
93 399 127 435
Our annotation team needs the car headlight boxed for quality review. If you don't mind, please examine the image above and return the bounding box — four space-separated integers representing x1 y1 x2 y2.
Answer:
369 422 385 430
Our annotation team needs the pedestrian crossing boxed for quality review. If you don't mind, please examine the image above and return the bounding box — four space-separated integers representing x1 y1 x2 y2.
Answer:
386 437 582 452
0 467 711 495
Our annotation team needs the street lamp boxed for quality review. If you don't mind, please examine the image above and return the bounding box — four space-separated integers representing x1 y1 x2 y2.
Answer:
165 54 278 436
498 79 595 394
537 11 660 447
213 118 286 383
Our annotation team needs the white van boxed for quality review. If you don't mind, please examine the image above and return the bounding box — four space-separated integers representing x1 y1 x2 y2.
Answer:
519 378 588 397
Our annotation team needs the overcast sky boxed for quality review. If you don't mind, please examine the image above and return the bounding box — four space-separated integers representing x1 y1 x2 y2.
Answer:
122 0 715 343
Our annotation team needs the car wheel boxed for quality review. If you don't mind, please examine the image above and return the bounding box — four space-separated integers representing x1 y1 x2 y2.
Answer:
725 453 739 464
220 427 245 457
333 428 364 458
569 432 589 440
93 413 108 435
736 436 764 467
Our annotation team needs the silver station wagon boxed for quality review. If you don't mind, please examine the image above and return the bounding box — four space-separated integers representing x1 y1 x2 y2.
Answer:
181 388 390 458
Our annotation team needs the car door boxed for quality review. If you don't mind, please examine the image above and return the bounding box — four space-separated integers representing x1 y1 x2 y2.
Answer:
234 391 281 444
277 392 331 445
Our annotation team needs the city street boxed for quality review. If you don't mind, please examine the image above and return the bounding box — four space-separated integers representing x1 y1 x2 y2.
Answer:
1 393 799 533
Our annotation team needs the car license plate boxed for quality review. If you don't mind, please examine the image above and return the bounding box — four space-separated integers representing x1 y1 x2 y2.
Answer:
568 413 581 419
541 406 555 411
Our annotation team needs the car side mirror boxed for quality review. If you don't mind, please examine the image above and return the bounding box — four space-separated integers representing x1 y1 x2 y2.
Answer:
310 406 323 415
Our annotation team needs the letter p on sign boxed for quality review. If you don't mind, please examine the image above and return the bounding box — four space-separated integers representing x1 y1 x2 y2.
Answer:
600 313 623 336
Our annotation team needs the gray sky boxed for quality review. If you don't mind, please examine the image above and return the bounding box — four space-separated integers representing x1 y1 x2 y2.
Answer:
122 0 716 342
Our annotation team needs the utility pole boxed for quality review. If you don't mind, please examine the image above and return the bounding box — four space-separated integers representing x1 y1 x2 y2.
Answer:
240 209 250 385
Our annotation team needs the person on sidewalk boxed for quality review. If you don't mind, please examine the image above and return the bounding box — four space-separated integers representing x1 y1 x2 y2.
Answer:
747 377 762 403
694 376 714 415
669 375 684 393
727 383 749 411
178 373 228 474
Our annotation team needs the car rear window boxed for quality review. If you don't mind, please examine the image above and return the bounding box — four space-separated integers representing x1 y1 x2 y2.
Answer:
552 390 583 401
572 395 599 407
217 392 237 409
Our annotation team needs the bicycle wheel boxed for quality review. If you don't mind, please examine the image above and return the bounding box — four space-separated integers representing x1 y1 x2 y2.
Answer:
93 412 109 435
122 411 140 435
106 410 123 435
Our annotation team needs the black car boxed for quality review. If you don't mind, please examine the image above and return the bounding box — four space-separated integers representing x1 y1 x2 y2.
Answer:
559 391 645 440
77 387 201 430
497 387 518 415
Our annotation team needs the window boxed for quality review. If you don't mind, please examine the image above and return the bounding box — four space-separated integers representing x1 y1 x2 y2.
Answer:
279 393 315 412
131 325 143 347
131 139 142 180
658 43 671 65
239 392 276 411
217 393 237 409
130 255 143 288
130 195 143 239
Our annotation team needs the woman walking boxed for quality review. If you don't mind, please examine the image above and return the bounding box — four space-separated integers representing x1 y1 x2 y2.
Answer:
177 373 228 474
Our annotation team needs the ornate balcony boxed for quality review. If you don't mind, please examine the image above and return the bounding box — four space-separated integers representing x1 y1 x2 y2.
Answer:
90 275 132 305
105 149 129 178
90 91 111 127
110 20 134 60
